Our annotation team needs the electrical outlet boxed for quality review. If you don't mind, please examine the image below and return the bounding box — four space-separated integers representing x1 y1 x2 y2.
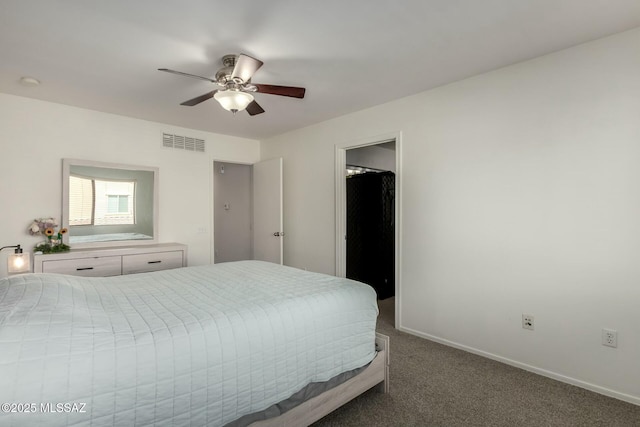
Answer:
522 314 534 331
602 329 618 348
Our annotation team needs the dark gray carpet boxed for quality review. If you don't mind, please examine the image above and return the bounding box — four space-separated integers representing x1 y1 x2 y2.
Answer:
313 298 640 426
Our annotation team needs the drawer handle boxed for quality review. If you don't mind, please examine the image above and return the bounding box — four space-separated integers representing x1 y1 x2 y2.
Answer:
147 260 162 264
76 267 94 271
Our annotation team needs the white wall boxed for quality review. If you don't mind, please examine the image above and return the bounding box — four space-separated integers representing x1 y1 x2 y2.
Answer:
261 28 640 403
0 93 260 276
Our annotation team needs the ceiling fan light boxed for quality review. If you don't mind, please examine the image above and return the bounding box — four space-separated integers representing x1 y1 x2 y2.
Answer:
214 90 254 113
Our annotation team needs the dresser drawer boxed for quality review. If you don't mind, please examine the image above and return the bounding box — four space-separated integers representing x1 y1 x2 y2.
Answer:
122 251 184 274
33 243 187 277
41 256 122 277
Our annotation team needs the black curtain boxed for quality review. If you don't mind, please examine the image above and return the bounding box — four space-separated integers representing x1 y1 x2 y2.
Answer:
346 171 395 299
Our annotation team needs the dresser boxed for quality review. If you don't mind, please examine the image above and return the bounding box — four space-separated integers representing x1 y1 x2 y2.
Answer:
33 243 188 277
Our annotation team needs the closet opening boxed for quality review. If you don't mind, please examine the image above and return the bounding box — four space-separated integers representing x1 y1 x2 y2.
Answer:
335 136 400 329
345 142 396 301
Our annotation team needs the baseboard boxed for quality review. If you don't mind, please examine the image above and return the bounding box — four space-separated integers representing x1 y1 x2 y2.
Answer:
398 325 640 407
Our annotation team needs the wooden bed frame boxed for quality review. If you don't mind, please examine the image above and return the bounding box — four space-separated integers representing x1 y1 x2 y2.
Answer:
252 332 390 426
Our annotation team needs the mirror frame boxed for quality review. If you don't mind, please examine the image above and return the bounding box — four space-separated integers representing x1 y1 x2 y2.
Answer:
62 158 159 248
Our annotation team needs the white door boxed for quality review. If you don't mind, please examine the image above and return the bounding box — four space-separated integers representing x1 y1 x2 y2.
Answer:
253 158 283 264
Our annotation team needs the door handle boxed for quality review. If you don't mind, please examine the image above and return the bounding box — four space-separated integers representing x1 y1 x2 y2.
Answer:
273 232 285 237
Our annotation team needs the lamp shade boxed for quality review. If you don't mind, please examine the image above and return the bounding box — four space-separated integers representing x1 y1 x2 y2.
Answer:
8 252 30 274
214 90 254 113
1 245 31 274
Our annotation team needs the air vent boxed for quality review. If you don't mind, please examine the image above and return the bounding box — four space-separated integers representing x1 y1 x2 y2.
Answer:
162 133 205 153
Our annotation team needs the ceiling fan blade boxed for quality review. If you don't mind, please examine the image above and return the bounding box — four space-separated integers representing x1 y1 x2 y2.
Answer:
254 83 305 99
246 100 265 116
180 90 217 106
158 68 216 83
231 54 264 83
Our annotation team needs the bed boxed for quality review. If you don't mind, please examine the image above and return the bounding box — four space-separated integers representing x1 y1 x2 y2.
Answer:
0 260 389 426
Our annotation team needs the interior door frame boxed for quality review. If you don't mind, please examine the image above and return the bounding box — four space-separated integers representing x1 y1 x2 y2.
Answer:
335 131 402 328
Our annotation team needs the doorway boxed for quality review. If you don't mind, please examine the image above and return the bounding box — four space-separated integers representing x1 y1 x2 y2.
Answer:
346 143 396 300
335 134 401 328
213 161 252 263
213 158 284 264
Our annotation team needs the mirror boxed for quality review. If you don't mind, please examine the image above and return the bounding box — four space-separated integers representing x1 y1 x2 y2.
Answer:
62 159 159 248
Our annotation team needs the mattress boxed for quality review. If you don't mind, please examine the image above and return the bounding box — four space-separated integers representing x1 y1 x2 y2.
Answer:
0 261 378 426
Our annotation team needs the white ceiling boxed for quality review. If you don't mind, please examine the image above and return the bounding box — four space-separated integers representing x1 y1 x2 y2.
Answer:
1 1 639 140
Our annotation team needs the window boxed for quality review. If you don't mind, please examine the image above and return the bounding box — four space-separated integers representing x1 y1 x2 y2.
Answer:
69 175 136 226
107 195 130 214
68 175 93 226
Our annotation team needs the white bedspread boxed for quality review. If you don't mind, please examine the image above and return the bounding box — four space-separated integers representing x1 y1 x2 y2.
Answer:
0 261 378 426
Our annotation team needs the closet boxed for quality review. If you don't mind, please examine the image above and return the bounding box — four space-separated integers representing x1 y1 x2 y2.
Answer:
346 171 395 299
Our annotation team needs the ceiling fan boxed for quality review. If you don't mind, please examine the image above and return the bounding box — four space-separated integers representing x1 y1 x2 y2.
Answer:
158 54 305 115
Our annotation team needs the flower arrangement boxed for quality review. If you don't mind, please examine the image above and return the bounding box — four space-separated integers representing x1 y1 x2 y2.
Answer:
29 218 70 254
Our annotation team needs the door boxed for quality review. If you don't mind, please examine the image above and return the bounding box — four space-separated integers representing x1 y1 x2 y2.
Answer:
253 158 283 264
